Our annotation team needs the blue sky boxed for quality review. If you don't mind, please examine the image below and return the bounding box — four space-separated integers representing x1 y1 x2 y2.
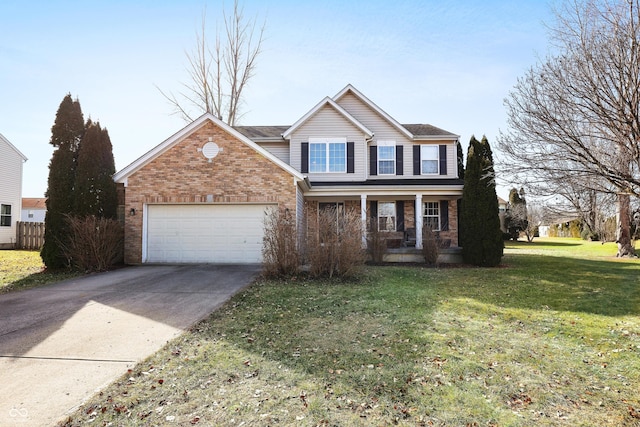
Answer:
0 0 553 198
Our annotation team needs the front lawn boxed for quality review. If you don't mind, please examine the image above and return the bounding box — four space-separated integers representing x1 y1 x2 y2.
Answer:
0 250 81 293
61 238 640 426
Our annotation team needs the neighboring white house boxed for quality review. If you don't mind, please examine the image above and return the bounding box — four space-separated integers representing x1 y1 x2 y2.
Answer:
21 198 47 222
0 133 28 248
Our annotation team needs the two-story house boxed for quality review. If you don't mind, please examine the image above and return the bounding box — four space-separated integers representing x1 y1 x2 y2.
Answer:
0 133 28 249
114 85 463 264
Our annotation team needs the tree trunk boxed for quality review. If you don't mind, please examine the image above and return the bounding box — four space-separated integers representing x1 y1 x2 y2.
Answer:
616 192 636 257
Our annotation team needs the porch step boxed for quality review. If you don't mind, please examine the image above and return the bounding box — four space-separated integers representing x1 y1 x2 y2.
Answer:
382 247 463 264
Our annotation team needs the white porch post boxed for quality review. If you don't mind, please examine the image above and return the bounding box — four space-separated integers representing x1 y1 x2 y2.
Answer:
361 194 368 248
415 194 423 249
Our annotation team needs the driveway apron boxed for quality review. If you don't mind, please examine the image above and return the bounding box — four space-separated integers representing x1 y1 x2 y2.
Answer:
0 264 259 427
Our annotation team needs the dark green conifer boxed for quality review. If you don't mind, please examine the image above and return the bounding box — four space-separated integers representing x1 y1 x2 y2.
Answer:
41 95 84 269
74 121 117 218
461 135 503 266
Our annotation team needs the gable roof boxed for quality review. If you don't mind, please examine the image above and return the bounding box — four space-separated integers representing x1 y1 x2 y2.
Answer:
332 84 415 140
234 125 288 141
0 133 28 161
22 198 47 209
113 113 304 183
282 97 374 139
403 124 459 140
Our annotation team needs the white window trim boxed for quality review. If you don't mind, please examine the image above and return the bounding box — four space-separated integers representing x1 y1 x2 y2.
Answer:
378 201 396 232
420 144 439 175
0 203 12 227
377 140 396 175
309 137 347 173
423 201 440 231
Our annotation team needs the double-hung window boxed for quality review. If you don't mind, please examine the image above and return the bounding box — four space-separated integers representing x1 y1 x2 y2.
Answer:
421 145 439 174
377 141 396 175
0 204 11 227
423 201 440 231
309 138 346 173
378 202 396 232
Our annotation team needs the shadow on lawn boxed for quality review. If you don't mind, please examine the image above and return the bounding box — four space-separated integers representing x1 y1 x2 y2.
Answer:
466 253 640 317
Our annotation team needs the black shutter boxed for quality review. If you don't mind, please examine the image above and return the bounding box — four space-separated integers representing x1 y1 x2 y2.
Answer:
396 145 403 176
369 200 378 231
396 200 405 231
370 145 377 176
347 142 355 173
440 200 449 231
439 145 447 175
413 145 420 175
301 142 309 173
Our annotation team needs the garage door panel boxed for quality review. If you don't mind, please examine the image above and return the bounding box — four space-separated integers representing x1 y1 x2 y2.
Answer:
146 204 270 263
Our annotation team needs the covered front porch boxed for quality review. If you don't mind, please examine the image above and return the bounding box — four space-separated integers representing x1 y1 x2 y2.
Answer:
303 187 461 258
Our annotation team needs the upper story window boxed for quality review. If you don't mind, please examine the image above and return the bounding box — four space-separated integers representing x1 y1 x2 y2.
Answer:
421 145 439 174
0 204 12 227
309 138 346 173
377 141 396 175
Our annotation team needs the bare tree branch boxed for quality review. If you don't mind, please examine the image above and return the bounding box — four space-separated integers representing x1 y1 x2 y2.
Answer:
498 0 640 256
157 0 265 125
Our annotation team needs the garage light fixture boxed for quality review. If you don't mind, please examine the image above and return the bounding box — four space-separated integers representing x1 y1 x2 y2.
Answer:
129 208 136 216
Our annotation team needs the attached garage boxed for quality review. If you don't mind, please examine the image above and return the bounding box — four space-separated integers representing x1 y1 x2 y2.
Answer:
145 204 274 263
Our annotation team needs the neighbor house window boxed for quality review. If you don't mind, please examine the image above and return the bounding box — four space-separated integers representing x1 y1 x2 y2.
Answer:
0 204 11 227
424 201 440 231
421 145 439 174
378 202 396 231
378 141 396 175
309 138 346 173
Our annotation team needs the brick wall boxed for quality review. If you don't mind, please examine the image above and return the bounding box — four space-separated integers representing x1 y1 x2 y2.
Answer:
123 120 298 264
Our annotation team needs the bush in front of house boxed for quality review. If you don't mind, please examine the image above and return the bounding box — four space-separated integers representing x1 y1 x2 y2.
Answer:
306 207 366 278
61 215 124 272
262 207 300 278
422 226 440 265
366 219 387 263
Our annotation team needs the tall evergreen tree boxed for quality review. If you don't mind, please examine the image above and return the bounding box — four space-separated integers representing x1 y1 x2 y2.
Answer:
461 135 503 266
74 121 118 218
457 140 465 180
41 95 85 268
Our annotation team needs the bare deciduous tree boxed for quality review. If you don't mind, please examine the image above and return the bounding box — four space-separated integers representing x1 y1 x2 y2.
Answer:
159 0 264 125
498 0 640 256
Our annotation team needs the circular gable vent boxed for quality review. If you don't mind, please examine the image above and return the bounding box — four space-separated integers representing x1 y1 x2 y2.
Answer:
201 141 222 162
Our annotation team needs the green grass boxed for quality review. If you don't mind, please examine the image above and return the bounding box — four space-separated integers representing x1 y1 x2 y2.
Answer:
61 238 640 426
0 250 81 293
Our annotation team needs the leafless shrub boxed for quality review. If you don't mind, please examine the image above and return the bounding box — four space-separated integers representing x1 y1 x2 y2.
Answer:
366 219 387 263
262 207 299 278
422 226 440 266
61 215 124 272
306 207 366 278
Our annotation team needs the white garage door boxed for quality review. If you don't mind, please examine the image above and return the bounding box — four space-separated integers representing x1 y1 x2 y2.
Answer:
146 204 272 263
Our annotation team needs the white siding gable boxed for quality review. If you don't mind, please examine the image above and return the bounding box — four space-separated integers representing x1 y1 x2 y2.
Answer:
290 105 368 181
0 134 26 246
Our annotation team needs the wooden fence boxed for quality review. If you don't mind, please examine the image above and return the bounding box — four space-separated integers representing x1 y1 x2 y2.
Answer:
16 221 45 250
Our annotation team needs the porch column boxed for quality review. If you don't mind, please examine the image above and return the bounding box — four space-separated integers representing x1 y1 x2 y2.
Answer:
361 194 367 248
415 194 423 249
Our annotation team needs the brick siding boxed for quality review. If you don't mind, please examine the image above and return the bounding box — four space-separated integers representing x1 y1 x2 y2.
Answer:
122 121 297 264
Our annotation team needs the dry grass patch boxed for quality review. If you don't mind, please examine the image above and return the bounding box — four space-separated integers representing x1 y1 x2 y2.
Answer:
0 250 81 293
61 239 640 426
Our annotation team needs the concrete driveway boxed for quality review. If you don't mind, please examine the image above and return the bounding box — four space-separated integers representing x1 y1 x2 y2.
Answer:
0 264 260 427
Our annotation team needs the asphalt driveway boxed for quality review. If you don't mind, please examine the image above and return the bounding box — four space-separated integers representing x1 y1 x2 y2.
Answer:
0 264 260 427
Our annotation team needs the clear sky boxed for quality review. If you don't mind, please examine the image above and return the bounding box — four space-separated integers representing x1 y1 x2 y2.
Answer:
0 0 553 199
